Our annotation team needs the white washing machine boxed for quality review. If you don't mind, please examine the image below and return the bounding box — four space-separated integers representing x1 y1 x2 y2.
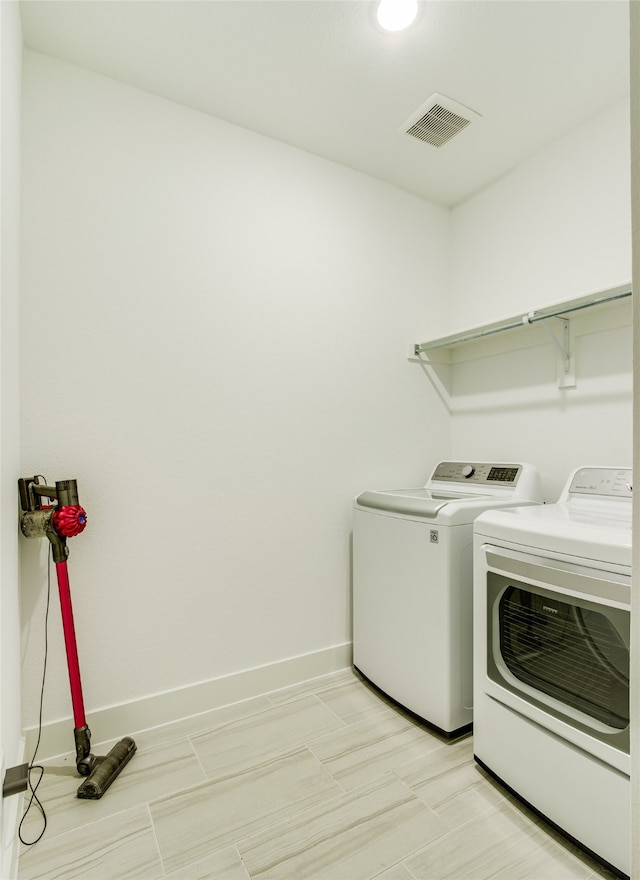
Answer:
352 461 543 736
473 466 631 878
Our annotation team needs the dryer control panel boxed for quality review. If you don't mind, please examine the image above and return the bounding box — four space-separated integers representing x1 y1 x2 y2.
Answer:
568 467 632 498
432 462 522 487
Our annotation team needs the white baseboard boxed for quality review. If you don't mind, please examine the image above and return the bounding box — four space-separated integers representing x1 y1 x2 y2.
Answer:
24 642 353 761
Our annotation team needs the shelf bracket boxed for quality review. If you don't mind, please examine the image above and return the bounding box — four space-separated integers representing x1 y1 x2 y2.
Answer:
538 316 575 388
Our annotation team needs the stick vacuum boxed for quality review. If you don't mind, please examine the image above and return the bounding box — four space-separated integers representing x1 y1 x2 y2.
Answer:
19 477 136 800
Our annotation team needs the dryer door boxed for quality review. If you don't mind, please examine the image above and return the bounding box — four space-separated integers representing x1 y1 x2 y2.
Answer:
484 550 630 755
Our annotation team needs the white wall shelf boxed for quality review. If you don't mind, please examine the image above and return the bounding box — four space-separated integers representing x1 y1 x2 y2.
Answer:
414 285 632 355
412 284 632 390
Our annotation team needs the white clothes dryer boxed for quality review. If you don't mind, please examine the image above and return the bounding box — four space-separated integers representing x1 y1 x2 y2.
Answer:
352 461 543 736
473 466 631 878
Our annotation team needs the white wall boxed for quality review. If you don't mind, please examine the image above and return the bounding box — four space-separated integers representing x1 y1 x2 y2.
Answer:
449 100 631 331
445 99 632 501
0 1 24 877
19 51 450 739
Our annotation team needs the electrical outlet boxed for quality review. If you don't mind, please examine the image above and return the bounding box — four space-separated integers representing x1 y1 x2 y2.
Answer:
2 764 29 798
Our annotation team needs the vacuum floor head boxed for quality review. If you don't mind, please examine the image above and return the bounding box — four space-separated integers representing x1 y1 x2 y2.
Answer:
76 737 137 800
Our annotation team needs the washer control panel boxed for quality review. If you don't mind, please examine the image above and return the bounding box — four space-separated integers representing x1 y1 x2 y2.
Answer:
431 462 522 487
568 467 632 498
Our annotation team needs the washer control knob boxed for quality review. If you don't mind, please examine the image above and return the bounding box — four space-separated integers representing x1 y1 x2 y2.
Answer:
461 465 475 478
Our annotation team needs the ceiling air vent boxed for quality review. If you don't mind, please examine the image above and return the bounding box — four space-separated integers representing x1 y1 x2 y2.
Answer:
401 94 480 148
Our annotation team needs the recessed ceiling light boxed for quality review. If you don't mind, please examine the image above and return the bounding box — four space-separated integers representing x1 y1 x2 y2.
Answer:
376 0 418 32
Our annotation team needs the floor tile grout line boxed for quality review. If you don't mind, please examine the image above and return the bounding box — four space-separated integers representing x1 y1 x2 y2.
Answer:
144 801 168 878
232 843 252 880
402 859 420 880
387 740 462 783
263 669 356 706
188 695 312 743
383 772 455 865
25 797 159 843
129 694 276 749
308 691 352 729
186 731 210 785
186 691 346 757
370 859 415 880
304 739 350 794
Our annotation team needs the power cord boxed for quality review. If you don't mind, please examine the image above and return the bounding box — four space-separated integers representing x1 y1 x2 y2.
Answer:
18 547 51 846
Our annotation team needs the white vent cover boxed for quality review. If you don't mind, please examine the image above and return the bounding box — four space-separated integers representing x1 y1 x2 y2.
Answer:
401 94 480 148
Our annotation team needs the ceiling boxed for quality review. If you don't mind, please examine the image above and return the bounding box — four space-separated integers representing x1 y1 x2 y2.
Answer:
19 0 630 207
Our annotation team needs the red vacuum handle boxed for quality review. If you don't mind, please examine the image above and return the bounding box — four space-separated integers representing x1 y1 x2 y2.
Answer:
55 560 87 730
51 485 88 731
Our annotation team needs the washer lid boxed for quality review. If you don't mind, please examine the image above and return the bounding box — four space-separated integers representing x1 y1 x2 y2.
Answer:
355 488 487 518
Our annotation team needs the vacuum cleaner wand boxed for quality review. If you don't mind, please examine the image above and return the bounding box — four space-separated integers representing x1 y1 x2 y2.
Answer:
19 477 136 799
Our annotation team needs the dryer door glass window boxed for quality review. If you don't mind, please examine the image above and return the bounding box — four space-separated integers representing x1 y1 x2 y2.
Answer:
499 586 628 730
486 571 630 751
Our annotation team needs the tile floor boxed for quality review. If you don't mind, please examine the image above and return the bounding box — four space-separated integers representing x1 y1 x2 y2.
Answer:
17 668 619 880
